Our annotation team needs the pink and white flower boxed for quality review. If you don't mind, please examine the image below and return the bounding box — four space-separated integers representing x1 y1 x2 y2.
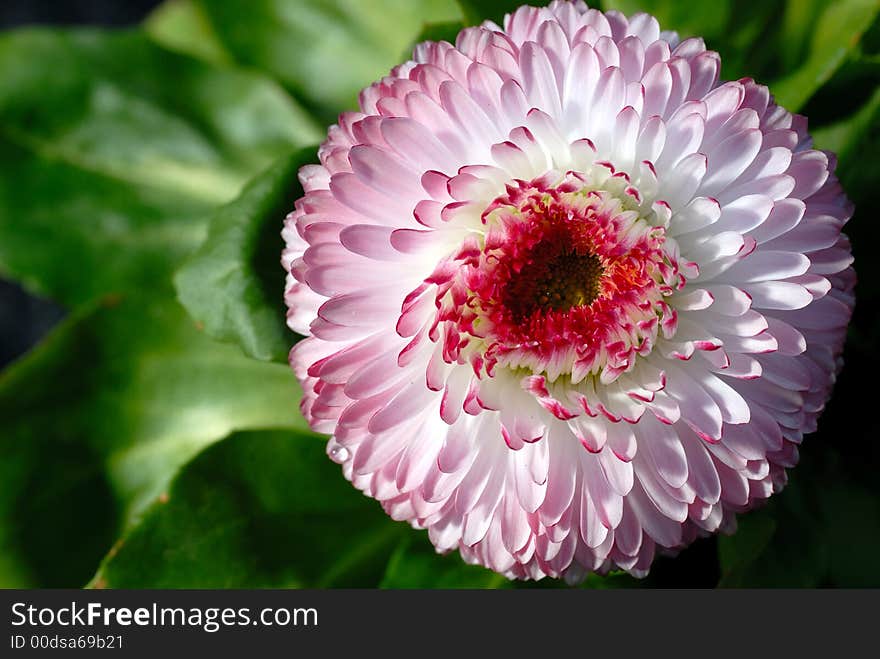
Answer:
283 1 855 581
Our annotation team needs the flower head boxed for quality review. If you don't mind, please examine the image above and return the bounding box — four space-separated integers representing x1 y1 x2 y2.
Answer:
283 1 855 581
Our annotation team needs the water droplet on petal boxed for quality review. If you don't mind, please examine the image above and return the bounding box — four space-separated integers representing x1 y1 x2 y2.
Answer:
328 440 349 463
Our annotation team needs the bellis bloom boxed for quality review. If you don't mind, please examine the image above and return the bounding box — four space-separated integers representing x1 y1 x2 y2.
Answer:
283 1 855 581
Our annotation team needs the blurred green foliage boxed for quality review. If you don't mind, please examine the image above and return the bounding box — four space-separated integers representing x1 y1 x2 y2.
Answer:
0 0 878 589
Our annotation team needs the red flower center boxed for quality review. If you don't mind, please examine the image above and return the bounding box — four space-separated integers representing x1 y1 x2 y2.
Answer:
434 174 685 383
503 239 605 323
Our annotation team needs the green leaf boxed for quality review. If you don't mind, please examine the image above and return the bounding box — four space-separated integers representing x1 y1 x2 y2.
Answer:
778 0 828 72
91 429 404 588
0 294 306 587
144 0 233 66
174 149 316 362
601 0 731 42
456 0 523 26
771 0 880 111
813 86 880 166
709 1 785 84
195 0 462 124
380 535 510 588
414 20 467 46
0 28 322 306
0 140 206 307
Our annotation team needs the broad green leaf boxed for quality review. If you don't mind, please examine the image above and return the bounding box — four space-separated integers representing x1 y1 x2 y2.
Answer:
91 430 405 588
0 294 306 588
380 535 510 589
771 0 880 111
195 0 462 123
175 149 316 362
456 0 523 26
0 140 207 306
0 28 322 306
